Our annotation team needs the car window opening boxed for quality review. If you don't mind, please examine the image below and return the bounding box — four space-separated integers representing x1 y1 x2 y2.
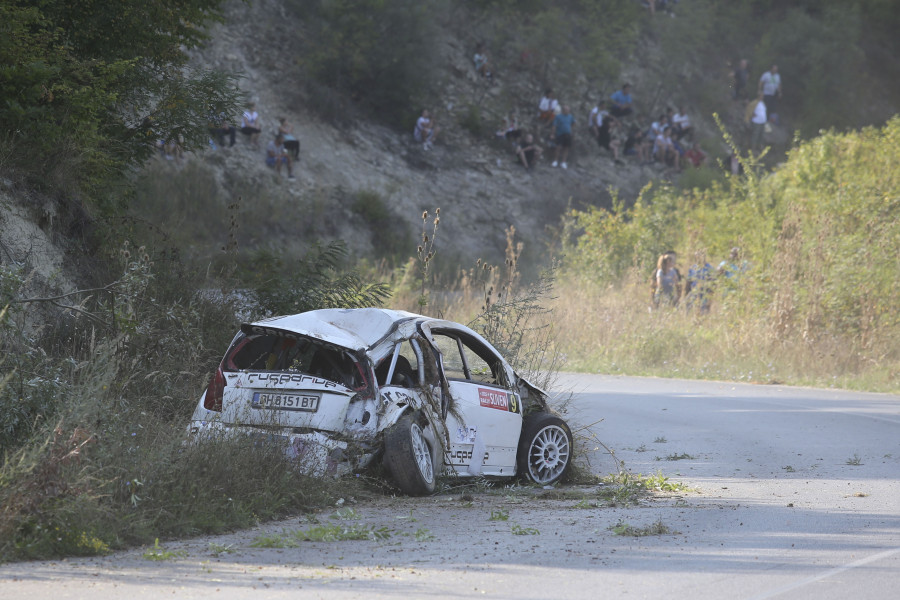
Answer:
431 332 507 388
225 332 365 389
375 342 418 388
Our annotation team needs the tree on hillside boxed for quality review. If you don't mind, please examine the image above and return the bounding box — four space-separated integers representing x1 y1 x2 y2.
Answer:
0 0 241 208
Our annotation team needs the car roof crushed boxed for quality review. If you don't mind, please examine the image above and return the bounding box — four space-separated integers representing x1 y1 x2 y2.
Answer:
246 308 421 353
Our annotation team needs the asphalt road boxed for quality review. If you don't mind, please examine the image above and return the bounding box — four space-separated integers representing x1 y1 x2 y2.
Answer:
2 375 898 599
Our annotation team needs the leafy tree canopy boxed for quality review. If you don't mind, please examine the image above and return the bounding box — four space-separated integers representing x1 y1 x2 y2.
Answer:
0 0 241 208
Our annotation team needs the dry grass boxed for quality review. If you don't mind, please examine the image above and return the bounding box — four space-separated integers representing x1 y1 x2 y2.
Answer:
384 228 897 393
546 273 897 392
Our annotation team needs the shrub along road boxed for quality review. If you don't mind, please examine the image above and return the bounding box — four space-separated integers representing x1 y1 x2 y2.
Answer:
2 375 898 599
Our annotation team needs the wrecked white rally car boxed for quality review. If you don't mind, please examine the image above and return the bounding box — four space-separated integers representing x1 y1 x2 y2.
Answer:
188 308 572 495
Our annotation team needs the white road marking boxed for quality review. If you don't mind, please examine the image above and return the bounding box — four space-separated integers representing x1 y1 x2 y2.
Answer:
748 547 900 600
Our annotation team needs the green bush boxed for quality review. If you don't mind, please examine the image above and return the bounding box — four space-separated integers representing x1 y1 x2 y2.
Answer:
563 117 900 379
0 230 389 561
351 190 412 262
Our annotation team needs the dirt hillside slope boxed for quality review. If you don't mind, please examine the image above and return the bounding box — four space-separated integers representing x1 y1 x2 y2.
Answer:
179 0 659 269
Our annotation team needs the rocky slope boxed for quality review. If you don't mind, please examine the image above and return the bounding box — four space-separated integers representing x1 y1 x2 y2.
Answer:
179 0 684 271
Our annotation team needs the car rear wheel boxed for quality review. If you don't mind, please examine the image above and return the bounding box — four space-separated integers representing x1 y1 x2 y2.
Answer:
517 412 573 485
383 412 436 496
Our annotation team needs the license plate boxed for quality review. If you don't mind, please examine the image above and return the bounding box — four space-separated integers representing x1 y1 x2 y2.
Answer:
252 391 320 412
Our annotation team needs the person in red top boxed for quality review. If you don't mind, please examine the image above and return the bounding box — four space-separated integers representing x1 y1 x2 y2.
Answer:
684 142 707 168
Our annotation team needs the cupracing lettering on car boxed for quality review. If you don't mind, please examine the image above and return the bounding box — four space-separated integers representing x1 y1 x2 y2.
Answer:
448 449 489 462
247 372 339 388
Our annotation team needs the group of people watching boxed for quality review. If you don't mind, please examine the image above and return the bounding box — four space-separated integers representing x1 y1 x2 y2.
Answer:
202 101 299 180
588 89 706 171
414 38 785 175
651 247 747 313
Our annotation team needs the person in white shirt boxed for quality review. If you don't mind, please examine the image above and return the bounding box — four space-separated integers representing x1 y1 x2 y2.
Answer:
654 126 679 169
414 109 440 150
758 65 782 116
538 89 560 125
240 102 262 149
589 101 610 141
672 106 692 141
748 91 768 152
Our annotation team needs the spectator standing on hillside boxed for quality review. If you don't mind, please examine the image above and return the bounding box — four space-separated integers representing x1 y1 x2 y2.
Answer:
594 112 613 153
746 91 767 152
414 109 440 150
610 84 634 118
733 58 750 100
278 117 300 159
551 105 575 169
516 133 542 172
241 102 262 149
473 43 492 79
538 89 560 126
608 119 626 166
686 256 714 314
266 133 294 179
672 106 692 141
654 253 681 308
589 101 610 141
758 64 782 119
719 247 748 280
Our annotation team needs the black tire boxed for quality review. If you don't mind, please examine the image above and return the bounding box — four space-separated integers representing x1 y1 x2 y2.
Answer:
383 412 436 496
517 412 573 485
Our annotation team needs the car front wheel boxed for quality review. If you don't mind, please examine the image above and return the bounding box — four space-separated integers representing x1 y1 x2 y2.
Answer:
383 412 436 496
517 412 573 485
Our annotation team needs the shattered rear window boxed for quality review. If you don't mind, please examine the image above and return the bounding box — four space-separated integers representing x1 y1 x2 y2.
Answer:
224 332 366 390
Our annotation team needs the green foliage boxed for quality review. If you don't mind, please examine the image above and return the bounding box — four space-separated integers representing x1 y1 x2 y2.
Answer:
0 228 389 561
351 190 412 261
677 165 726 193
498 0 641 86
489 508 509 521
458 104 486 137
510 524 539 535
143 539 187 561
248 241 392 317
754 6 866 135
565 185 682 283
250 523 392 547
610 518 676 537
289 0 445 127
645 0 895 146
0 1 240 203
563 117 900 385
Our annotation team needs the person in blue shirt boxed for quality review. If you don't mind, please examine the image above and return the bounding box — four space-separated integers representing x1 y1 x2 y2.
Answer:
610 84 634 118
551 105 575 169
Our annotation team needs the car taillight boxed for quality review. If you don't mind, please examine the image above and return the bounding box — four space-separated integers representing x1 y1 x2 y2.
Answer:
203 365 225 411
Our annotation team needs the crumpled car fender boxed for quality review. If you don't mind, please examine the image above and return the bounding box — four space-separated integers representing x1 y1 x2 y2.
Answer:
377 387 444 478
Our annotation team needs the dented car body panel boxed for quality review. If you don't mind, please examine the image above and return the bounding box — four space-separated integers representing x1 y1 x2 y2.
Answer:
189 308 569 493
